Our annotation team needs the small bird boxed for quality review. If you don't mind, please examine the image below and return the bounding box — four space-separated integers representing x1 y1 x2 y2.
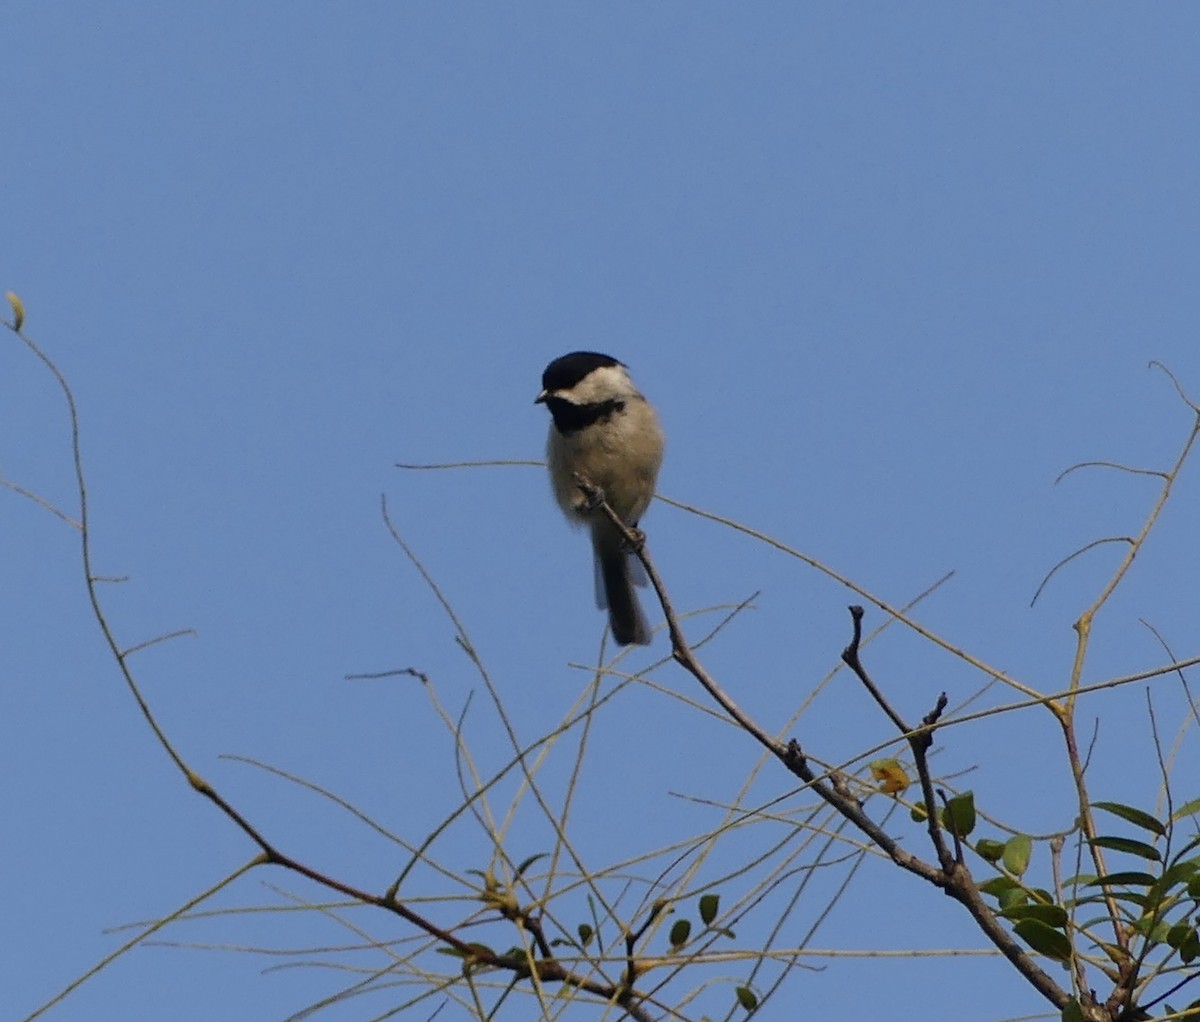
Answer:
536 351 665 646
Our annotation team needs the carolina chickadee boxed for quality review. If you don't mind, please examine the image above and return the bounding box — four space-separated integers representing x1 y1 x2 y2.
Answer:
536 352 665 646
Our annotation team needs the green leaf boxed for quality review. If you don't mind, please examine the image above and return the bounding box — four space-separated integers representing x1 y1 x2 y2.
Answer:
1166 923 1196 950
1084 871 1157 889
1093 801 1167 837
1171 797 1200 821
1162 858 1200 885
577 923 594 947
1061 998 1085 1022
910 801 929 823
735 986 758 1011
979 876 1029 910
501 944 534 963
1090 836 1162 862
999 886 1030 911
1079 912 1132 932
438 941 496 966
1064 893 1110 911
976 838 1005 864
1013 918 1073 962
1096 941 1131 967
1060 873 1097 887
943 791 977 837
669 919 692 948
1003 834 1034 877
515 853 548 878
699 893 720 925
1110 891 1150 910
1131 917 1172 942
1001 903 1068 928
978 876 1020 899
1147 865 1193 907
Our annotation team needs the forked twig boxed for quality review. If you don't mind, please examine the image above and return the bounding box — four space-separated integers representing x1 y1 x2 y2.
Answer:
578 479 1077 1017
9 320 656 1022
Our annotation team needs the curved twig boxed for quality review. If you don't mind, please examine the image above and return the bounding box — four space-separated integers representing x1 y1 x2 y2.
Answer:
1030 536 1134 607
1054 461 1167 485
1150 360 1200 415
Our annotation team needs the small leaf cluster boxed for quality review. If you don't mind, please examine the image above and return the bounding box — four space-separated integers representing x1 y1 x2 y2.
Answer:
1076 801 1200 982
667 892 732 950
662 893 759 1014
972 795 1200 1018
1057 798 1200 1021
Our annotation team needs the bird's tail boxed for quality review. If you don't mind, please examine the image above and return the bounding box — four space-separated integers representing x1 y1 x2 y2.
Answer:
593 532 651 646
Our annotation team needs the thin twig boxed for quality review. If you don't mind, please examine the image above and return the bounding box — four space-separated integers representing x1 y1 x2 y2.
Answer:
120 628 198 658
1030 536 1134 608
0 476 82 527
394 459 542 470
1054 461 1168 485
841 605 954 870
653 493 1041 701
1055 372 1200 968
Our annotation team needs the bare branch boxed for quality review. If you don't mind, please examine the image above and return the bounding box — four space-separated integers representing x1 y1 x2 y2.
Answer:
654 494 1043 700
0 475 82 527
120 628 198 658
579 479 1077 1015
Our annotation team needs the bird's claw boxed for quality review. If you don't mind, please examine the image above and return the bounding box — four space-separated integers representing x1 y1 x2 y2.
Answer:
573 474 607 513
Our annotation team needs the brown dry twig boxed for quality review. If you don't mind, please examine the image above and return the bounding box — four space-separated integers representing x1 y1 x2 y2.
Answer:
11 321 657 1022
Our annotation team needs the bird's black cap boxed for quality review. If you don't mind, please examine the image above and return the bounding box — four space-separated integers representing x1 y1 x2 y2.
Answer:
540 351 623 394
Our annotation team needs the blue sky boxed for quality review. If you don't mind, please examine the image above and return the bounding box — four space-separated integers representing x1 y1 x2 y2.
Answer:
4 5 1199 1021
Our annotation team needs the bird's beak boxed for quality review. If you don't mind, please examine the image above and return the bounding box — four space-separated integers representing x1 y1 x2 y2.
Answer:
534 389 548 404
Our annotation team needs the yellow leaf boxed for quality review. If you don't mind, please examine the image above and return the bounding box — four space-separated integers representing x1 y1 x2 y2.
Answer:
869 758 910 795
6 290 24 331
